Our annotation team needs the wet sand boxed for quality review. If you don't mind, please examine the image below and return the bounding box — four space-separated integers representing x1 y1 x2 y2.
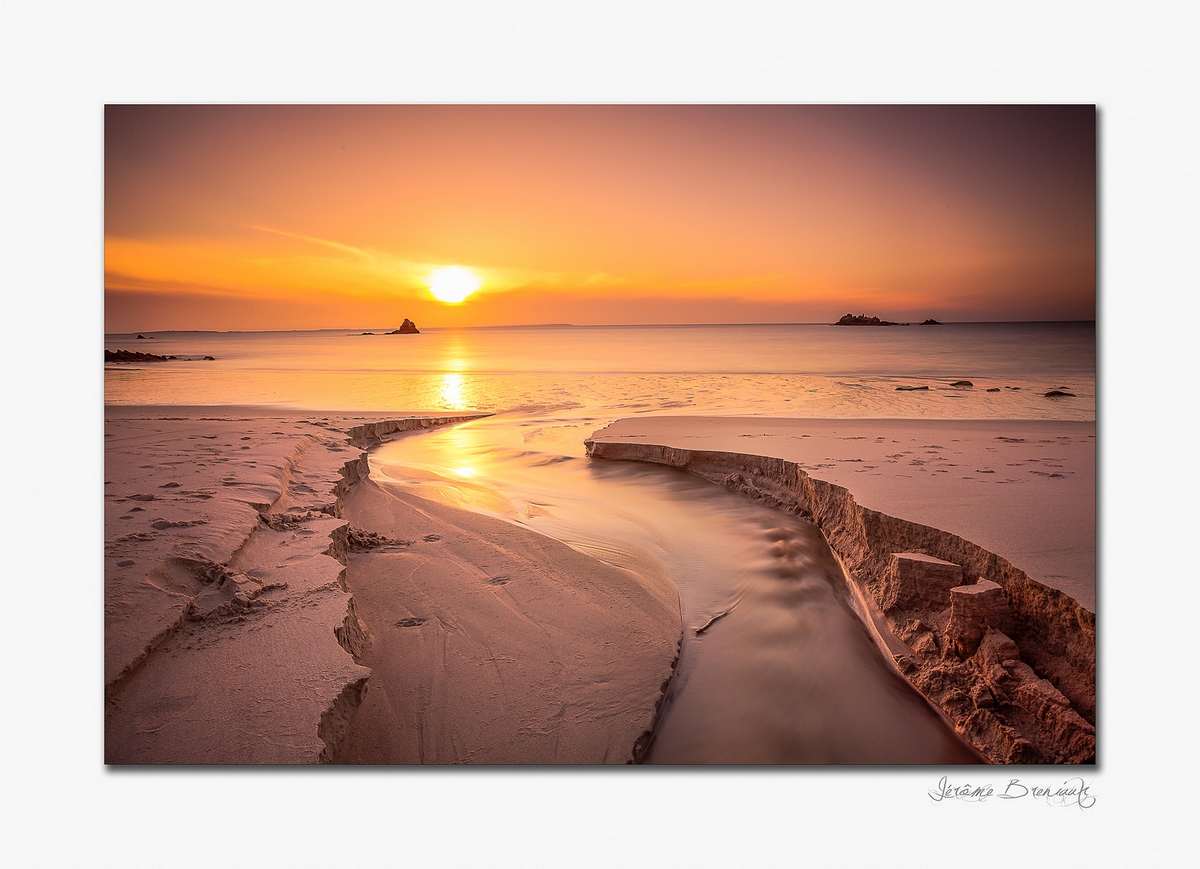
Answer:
589 416 1095 611
333 472 679 763
103 407 678 764
104 408 1092 764
586 415 1096 763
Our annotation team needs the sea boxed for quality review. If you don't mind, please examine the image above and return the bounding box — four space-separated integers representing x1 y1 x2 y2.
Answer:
105 322 1095 421
105 322 1095 763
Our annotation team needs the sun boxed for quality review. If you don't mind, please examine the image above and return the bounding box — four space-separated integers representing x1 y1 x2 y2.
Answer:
427 266 481 304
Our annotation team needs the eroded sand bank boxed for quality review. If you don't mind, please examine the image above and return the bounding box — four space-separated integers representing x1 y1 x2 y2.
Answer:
586 416 1096 764
331 457 680 763
104 407 680 764
104 409 481 762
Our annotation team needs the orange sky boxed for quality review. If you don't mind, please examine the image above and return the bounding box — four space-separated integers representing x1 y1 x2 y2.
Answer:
104 105 1095 331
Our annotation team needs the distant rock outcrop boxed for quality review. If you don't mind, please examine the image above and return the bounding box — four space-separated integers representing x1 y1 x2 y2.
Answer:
920 319 942 325
106 349 178 363
106 350 215 363
387 318 420 335
833 313 898 326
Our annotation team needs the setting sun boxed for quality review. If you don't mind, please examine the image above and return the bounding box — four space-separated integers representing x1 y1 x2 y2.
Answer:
427 266 481 304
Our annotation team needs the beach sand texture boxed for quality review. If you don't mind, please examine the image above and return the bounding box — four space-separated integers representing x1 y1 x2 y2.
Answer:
587 416 1095 763
105 408 1094 764
104 409 679 764
587 416 1096 610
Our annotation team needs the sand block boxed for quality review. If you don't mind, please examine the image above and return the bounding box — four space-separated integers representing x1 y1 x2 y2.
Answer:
881 551 962 612
947 579 1010 656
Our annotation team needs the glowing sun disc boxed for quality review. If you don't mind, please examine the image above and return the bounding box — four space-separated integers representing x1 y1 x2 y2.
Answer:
427 266 481 304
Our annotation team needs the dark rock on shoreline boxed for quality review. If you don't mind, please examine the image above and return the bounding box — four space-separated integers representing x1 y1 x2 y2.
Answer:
1045 390 1075 398
950 380 974 388
106 349 216 363
896 385 930 391
388 318 420 334
106 349 178 363
136 334 151 339
833 313 898 326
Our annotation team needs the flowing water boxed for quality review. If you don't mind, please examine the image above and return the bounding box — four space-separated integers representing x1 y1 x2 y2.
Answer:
105 322 1094 762
370 414 982 762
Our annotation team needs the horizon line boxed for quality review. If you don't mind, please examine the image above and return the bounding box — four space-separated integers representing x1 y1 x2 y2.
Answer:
104 319 1098 335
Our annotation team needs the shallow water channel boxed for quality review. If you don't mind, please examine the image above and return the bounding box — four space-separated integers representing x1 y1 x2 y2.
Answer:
370 414 979 764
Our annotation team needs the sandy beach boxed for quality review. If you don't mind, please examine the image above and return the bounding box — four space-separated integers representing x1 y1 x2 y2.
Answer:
105 406 1094 764
104 407 679 764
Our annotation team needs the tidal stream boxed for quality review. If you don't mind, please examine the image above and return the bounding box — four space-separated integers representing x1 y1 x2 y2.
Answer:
371 413 981 764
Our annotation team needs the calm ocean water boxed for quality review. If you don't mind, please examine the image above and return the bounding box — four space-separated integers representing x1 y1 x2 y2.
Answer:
105 322 1095 421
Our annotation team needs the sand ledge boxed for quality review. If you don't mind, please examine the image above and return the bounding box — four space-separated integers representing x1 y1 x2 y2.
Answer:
585 436 1095 764
327 443 683 764
104 411 486 763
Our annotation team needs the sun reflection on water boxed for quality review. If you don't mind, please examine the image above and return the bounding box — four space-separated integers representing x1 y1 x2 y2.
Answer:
440 373 466 409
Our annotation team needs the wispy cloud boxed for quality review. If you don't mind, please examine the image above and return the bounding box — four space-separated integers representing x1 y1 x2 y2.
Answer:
247 225 375 259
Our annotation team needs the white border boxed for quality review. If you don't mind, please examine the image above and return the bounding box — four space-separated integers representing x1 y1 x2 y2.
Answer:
4 2 1194 864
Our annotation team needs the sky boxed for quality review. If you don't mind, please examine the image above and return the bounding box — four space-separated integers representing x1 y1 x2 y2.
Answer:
104 105 1096 331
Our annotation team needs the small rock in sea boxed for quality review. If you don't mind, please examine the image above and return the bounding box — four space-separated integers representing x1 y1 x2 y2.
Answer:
950 380 974 388
920 319 943 325
833 313 898 326
203 355 215 360
136 334 148 339
986 387 1001 392
1045 390 1075 397
896 385 930 391
388 318 420 334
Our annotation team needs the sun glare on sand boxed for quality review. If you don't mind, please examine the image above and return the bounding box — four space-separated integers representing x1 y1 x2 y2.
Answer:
427 266 481 304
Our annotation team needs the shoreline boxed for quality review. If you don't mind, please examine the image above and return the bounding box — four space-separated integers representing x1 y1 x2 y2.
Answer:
103 407 679 764
105 406 1094 765
586 417 1095 763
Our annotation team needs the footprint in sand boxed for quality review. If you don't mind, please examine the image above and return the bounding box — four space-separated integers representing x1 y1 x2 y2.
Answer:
487 575 512 586
394 617 427 628
422 533 441 542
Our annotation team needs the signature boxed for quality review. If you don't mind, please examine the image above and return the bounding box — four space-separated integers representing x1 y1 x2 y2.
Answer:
929 775 1096 809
